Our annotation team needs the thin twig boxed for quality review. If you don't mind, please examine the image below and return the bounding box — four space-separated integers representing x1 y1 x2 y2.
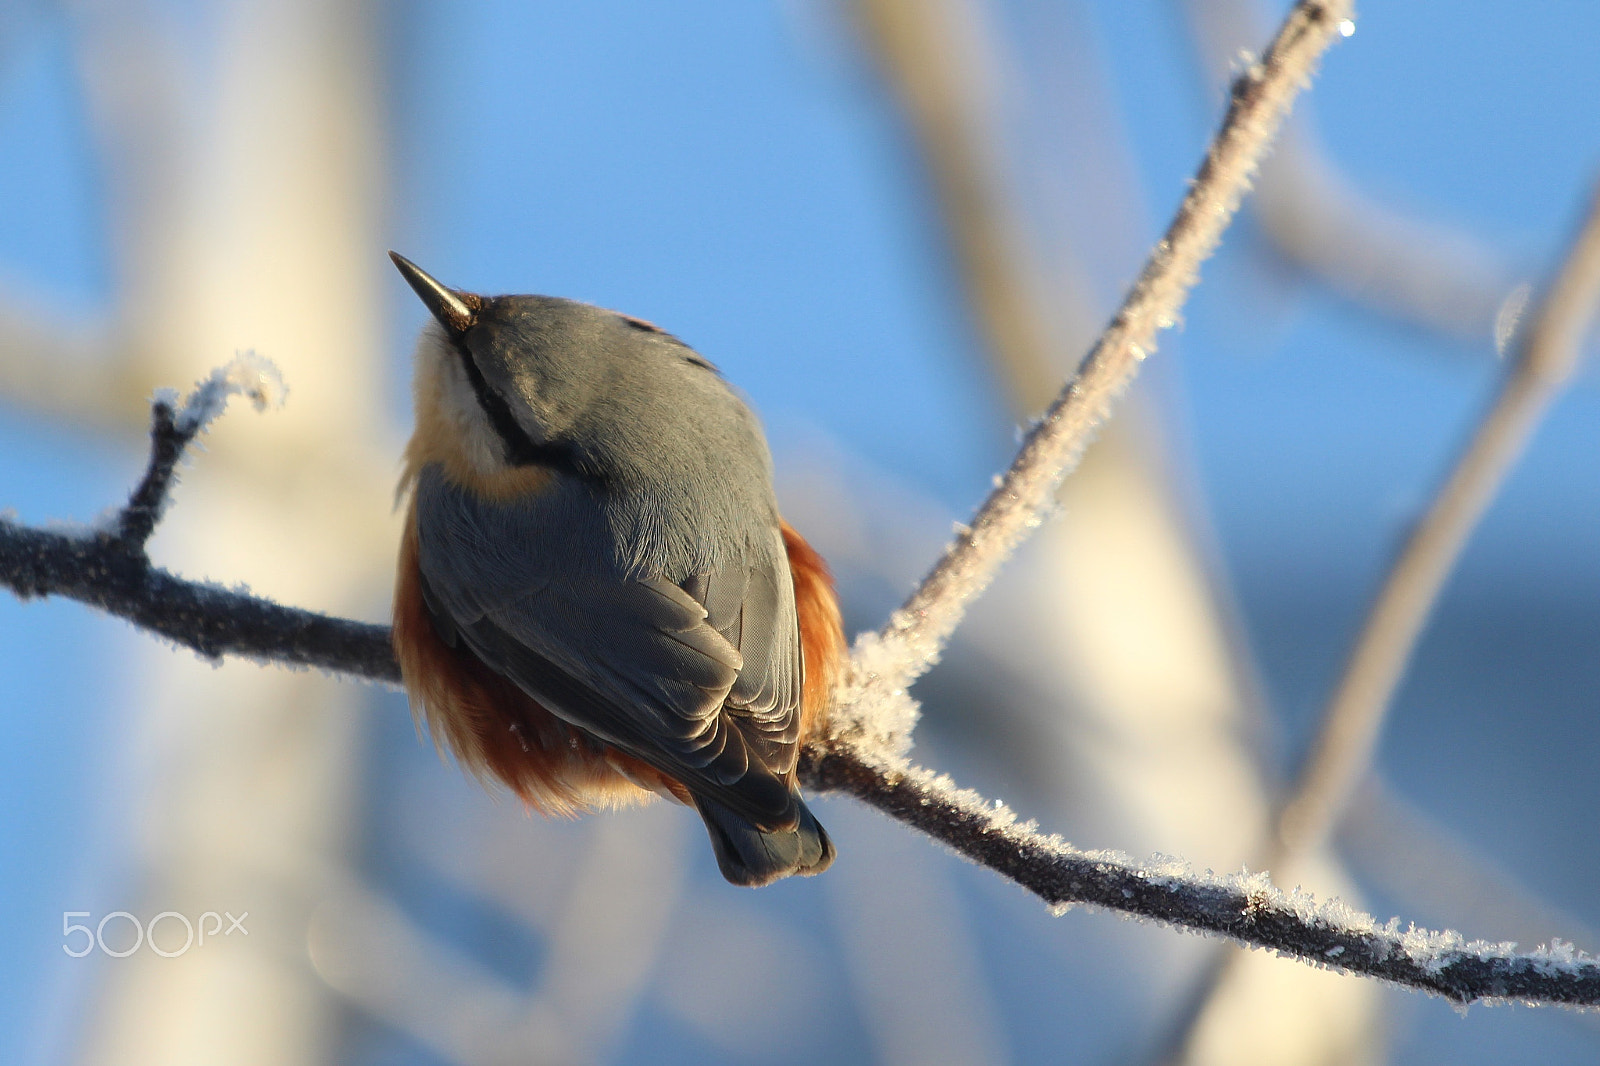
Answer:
0 355 389 677
1279 178 1600 861
1176 0 1510 341
837 0 1354 740
116 397 190 549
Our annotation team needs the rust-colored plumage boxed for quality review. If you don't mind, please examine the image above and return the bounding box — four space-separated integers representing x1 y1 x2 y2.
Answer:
782 518 846 732
393 497 844 816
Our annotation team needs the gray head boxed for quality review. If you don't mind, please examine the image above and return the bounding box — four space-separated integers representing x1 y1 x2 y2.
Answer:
392 251 749 494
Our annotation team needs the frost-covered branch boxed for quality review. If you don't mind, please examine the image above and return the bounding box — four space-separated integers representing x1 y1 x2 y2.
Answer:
1176 0 1510 342
801 746 1600 1007
118 356 284 547
0 356 397 681
835 0 1354 752
9 366 1600 1008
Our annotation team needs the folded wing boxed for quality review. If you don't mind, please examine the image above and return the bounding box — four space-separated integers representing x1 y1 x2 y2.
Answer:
414 470 805 829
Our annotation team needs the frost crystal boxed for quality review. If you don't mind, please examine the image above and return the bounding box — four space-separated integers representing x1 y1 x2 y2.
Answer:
173 352 288 434
1494 281 1533 357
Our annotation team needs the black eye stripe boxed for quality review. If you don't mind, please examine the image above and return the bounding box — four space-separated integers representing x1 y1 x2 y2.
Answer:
451 338 586 475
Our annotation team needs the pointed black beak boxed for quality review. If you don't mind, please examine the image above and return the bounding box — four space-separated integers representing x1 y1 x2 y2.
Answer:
389 251 478 334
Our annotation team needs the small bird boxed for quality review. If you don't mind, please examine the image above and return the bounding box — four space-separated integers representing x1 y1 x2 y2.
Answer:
388 253 843 886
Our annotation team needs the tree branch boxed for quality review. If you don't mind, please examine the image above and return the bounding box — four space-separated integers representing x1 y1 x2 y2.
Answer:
1175 0 1511 343
0 354 397 682
801 747 1600 1007
0 520 398 680
835 0 1354 752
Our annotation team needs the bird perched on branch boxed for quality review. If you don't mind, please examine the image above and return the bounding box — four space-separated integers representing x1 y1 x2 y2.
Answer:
389 253 843 886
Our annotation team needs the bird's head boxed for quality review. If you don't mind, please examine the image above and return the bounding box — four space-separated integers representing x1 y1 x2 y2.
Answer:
391 252 715 495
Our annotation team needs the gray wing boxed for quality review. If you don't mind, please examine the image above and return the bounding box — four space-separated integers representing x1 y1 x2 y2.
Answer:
415 471 804 826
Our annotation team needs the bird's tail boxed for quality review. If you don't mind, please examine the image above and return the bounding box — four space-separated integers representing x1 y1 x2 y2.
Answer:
693 793 835 887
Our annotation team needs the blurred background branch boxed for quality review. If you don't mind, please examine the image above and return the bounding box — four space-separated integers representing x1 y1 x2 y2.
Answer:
1281 177 1600 864
1160 172 1600 1066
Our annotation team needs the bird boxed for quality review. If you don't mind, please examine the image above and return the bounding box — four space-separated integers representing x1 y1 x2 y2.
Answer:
388 252 843 886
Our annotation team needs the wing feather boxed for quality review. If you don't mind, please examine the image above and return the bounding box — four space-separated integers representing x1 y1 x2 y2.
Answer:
414 468 804 825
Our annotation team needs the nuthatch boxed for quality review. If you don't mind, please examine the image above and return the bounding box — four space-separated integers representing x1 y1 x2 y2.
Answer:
388 253 843 886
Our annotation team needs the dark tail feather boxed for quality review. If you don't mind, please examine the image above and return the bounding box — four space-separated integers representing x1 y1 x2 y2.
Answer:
694 793 835 887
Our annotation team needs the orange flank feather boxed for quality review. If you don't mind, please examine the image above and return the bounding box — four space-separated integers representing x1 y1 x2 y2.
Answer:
782 519 845 746
393 500 676 814
392 496 845 814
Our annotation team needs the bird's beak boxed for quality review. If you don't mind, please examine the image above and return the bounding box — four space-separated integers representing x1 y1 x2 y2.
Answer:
389 251 479 335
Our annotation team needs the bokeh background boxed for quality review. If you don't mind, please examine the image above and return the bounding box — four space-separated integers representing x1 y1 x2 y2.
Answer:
3 1 1600 1063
